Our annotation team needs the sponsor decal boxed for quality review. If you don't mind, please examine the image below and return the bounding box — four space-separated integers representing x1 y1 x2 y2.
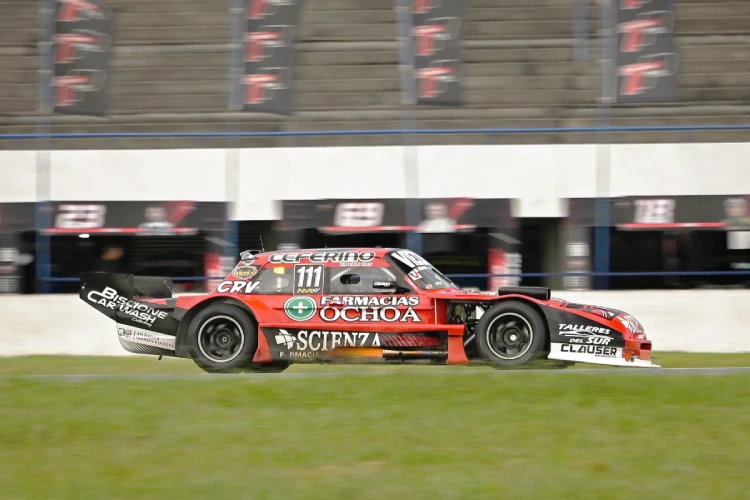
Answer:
272 328 381 359
87 287 168 327
269 251 376 265
294 264 323 293
560 344 619 358
391 250 431 269
319 295 421 323
233 265 258 279
117 325 175 350
558 323 611 335
284 296 317 321
216 280 261 294
408 269 422 280
559 332 613 346
321 296 419 307
615 314 645 334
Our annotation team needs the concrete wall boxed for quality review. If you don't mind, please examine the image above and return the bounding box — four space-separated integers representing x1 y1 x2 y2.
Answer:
1 290 748 356
2 142 750 220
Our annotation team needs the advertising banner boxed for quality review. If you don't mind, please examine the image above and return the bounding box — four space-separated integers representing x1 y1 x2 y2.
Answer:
615 0 679 103
52 0 114 115
239 0 304 115
410 0 465 105
43 201 226 235
280 198 514 233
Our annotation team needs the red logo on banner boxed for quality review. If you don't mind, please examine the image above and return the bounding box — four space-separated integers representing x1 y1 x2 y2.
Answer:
53 71 105 106
621 0 652 9
618 53 677 96
247 0 296 20
412 17 460 56
416 62 457 98
57 0 106 22
244 26 293 62
243 69 289 104
412 0 441 14
618 11 672 52
54 31 109 64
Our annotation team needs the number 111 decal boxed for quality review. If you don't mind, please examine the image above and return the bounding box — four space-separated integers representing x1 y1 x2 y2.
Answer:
294 265 323 294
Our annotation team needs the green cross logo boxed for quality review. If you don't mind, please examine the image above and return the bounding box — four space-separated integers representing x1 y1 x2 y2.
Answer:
284 296 317 322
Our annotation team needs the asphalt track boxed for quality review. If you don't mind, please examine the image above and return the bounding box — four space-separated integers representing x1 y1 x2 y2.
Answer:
3 366 750 381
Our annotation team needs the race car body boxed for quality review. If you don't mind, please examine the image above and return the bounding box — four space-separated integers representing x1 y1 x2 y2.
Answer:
79 248 658 373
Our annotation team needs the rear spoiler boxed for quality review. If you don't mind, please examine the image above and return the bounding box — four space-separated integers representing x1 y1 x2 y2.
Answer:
80 272 174 301
497 286 551 301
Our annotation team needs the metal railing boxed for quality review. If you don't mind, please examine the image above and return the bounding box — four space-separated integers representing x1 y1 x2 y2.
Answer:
2 123 750 140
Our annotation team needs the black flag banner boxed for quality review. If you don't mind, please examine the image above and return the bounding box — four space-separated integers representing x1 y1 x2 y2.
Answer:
52 0 114 116
410 0 466 106
240 0 303 115
615 0 679 103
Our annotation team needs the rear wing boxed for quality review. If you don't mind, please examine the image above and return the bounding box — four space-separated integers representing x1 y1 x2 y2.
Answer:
80 272 174 302
80 272 179 336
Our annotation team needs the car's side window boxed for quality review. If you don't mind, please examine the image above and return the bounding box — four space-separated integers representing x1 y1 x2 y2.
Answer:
252 266 295 294
328 266 404 295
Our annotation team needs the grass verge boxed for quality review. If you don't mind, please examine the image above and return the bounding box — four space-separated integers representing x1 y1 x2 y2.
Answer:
1 358 749 499
0 351 749 376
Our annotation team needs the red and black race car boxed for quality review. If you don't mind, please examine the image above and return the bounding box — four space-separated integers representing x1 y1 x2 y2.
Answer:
79 247 658 373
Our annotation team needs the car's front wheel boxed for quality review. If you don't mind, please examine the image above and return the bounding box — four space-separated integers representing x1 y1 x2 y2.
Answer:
475 301 547 367
187 304 257 373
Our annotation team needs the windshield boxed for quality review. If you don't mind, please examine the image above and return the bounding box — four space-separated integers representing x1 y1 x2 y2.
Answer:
388 250 458 291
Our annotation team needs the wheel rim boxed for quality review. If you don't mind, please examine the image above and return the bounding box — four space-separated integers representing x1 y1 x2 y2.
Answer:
197 315 245 364
485 312 534 360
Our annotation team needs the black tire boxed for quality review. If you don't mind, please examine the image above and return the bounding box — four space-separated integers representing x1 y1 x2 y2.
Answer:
475 300 547 367
187 304 258 373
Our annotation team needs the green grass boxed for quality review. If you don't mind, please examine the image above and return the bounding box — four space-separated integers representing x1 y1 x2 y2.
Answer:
1 355 749 499
0 351 749 375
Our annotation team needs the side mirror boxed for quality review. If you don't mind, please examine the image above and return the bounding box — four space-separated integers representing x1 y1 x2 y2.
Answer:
372 280 397 290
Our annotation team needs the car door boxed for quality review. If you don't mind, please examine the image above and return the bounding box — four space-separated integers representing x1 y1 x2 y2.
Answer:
320 263 433 330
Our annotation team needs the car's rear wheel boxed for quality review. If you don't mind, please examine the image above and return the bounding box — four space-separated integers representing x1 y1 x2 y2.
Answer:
475 301 547 367
187 304 257 373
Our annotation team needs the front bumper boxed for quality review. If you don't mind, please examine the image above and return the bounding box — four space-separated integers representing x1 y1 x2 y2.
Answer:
548 341 661 368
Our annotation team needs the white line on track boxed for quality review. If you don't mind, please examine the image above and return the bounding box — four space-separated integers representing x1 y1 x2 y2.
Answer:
2 366 750 381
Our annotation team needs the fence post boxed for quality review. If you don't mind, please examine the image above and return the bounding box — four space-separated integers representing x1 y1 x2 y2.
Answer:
594 0 616 289
395 0 422 254
35 0 55 294
224 0 246 266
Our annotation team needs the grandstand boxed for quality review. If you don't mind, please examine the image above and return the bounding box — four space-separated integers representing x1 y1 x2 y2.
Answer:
1 0 749 149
